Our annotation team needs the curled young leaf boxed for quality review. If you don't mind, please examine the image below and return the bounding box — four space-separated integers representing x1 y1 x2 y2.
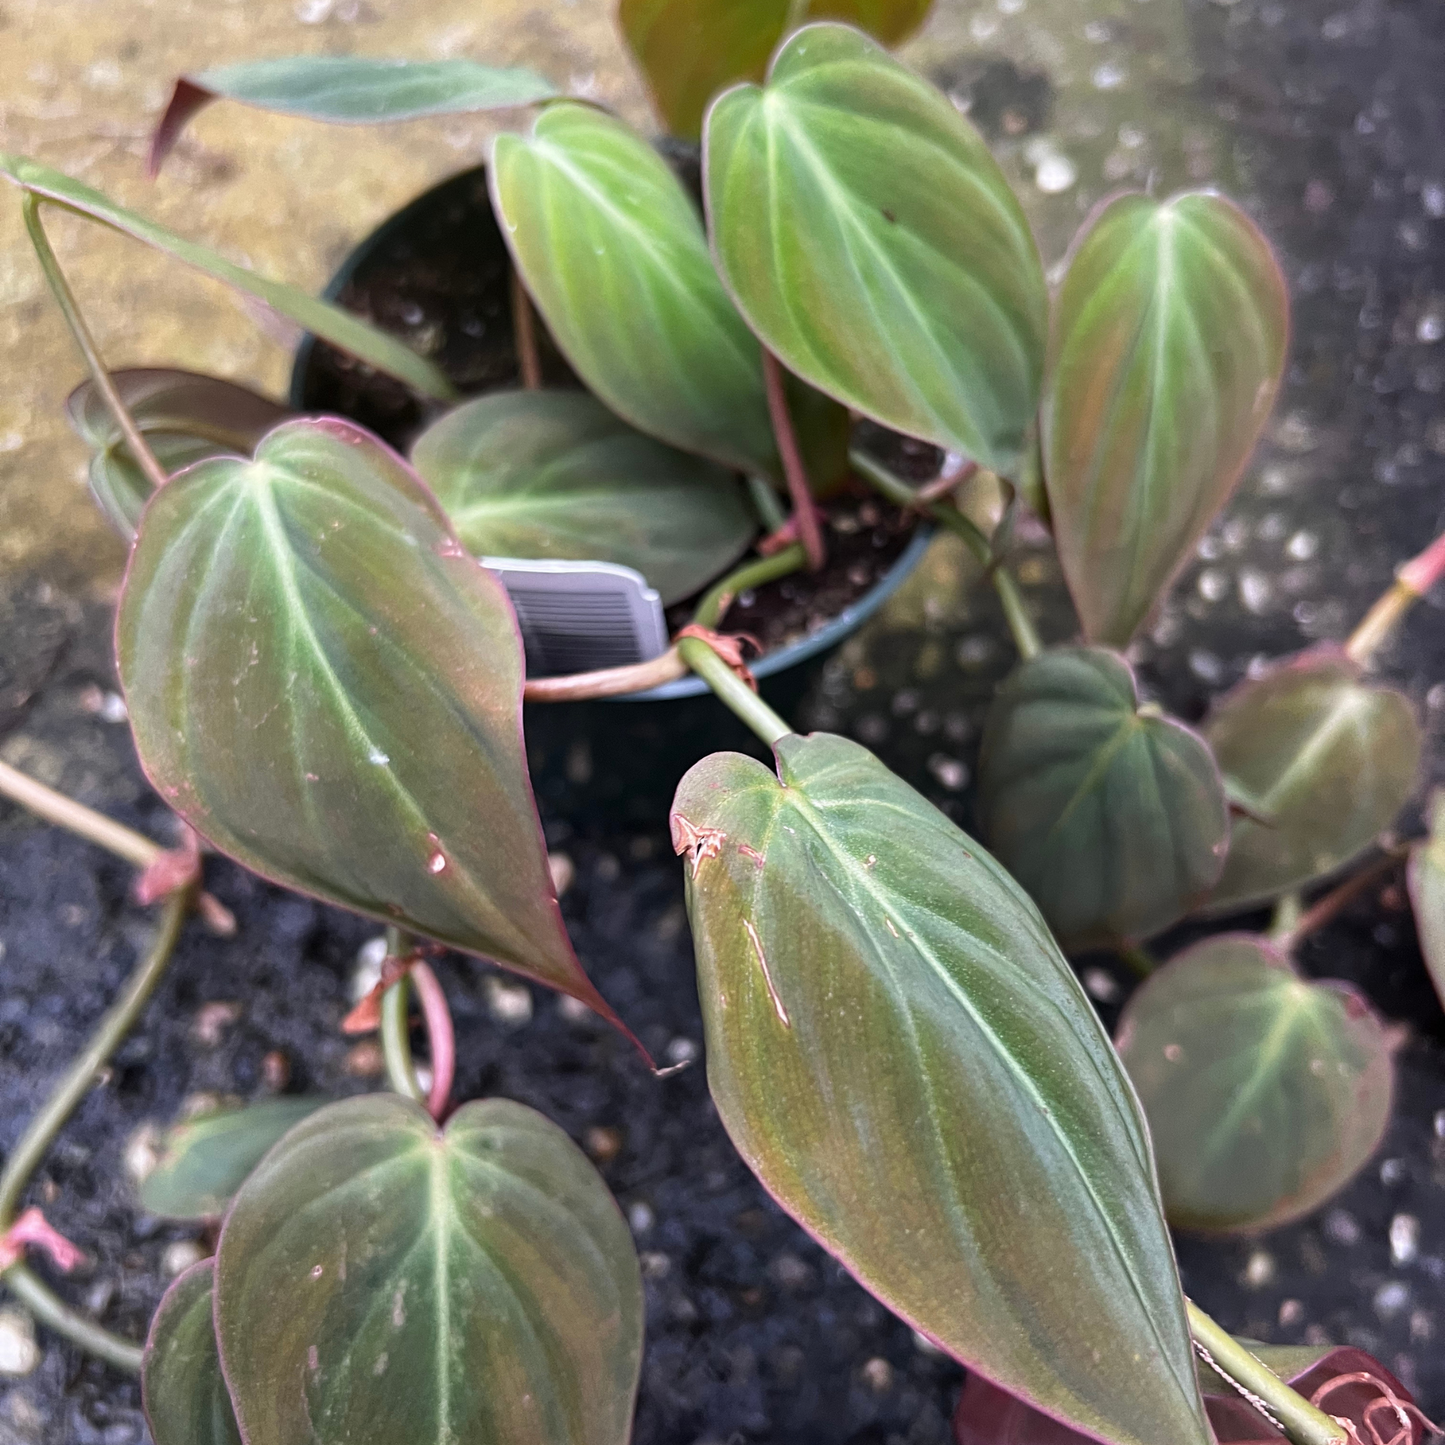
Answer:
619 0 932 140
1042 191 1289 646
66 369 292 539
673 732 1210 1445
139 1096 329 1220
0 154 456 403
142 1260 242 1445
1203 647 1420 913
1115 934 1393 1233
705 24 1047 479
955 1344 1428 1445
491 103 846 483
117 417 626 1030
978 647 1229 950
214 1094 643 1445
149 57 559 175
1406 789 1445 1010
410 390 755 605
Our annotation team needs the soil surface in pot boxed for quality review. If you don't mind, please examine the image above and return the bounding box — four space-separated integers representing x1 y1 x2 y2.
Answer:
5 1 1445 1442
294 163 928 657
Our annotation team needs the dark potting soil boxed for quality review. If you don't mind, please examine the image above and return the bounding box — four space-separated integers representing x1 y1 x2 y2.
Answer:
6 0 1445 1441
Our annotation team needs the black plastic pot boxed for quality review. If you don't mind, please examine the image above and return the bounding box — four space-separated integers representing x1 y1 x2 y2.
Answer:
290 164 931 830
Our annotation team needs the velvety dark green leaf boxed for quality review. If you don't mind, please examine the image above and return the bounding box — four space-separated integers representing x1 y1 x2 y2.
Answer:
978 647 1229 950
117 417 625 1028
139 1097 329 1220
618 0 932 140
0 154 456 403
493 103 826 482
705 24 1047 479
1041 191 1289 646
1203 648 1420 913
142 1260 242 1445
66 369 292 539
214 1094 643 1445
410 390 754 605
1407 790 1445 1010
150 57 558 175
672 732 1209 1445
1116 934 1393 1233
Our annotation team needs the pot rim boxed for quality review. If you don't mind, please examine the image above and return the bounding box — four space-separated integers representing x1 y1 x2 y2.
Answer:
288 162 933 705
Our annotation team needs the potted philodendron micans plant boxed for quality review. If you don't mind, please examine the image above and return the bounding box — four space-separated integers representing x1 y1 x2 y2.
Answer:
0 2 1441 1442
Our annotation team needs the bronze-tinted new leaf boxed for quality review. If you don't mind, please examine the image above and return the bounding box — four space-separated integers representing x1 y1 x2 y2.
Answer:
1203 647 1420 912
673 732 1210 1445
619 0 932 139
1042 192 1289 645
1116 934 1393 1233
117 417 625 1029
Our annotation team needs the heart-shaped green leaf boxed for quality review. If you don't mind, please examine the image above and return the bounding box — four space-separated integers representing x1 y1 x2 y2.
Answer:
142 1260 242 1445
1 154 456 403
977 647 1229 950
410 390 755 605
619 0 932 140
491 102 848 486
1041 191 1289 646
1203 648 1420 913
149 57 559 175
1115 934 1393 1233
117 416 624 1028
139 1097 329 1220
214 1094 643 1445
1407 790 1445 1009
672 732 1210 1445
66 369 292 540
705 24 1048 479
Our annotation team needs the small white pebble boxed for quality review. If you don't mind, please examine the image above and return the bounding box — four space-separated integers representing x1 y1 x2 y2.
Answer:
927 754 969 791
1390 1214 1420 1266
351 936 388 1002
1374 1280 1410 1319
484 976 533 1027
639 1251 671 1279
0 1309 40 1377
547 852 575 898
1239 570 1273 614
1034 152 1078 194
1380 1157 1406 1185
1083 968 1120 1004
912 1329 945 1357
1279 1298 1304 1327
162 1240 206 1278
99 691 128 724
557 994 594 1024
1197 568 1230 602
627 1201 654 1235
1325 1209 1361 1246
124 1123 162 1185
861 1356 894 1393
665 1037 700 1066
1243 1249 1275 1288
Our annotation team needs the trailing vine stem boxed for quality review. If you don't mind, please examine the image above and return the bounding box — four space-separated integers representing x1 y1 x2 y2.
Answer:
521 544 807 703
0 759 232 931
676 635 793 747
21 194 167 495
761 350 826 572
378 928 455 1122
0 887 193 1375
1346 528 1445 667
509 266 543 390
1272 843 1412 955
1187 1301 1350 1445
849 449 1042 661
